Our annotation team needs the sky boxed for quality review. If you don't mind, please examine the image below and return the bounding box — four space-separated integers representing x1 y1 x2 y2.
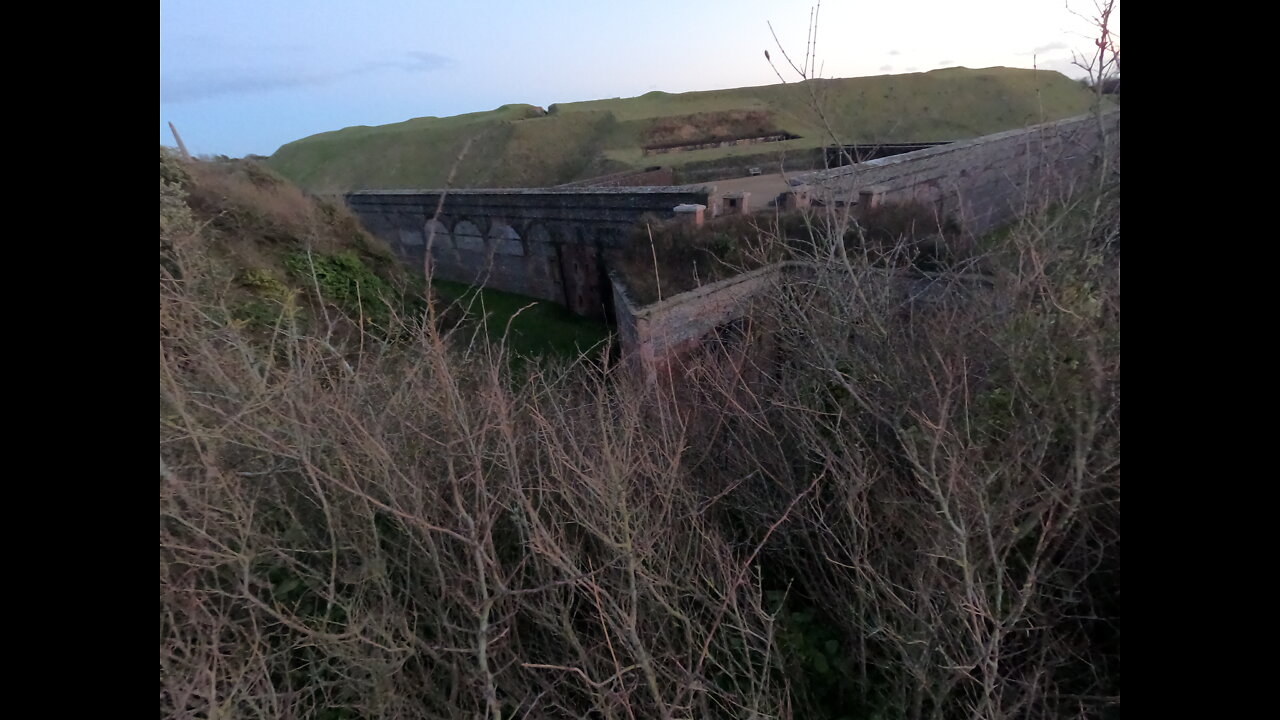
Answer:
159 0 1119 158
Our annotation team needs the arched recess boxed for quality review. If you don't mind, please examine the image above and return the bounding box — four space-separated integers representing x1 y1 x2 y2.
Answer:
488 222 524 257
423 218 452 248
488 222 520 242
453 219 483 252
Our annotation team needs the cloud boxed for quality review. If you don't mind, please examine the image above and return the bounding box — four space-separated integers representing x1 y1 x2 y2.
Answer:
1022 41 1070 56
889 49 900 56
161 70 326 102
906 66 918 72
353 52 453 75
161 51 454 103
879 64 894 72
937 59 954 66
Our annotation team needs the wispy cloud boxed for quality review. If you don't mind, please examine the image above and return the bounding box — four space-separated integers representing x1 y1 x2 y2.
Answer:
889 49 900 56
1022 41 1069 56
879 64 894 72
937 59 954 66
161 51 454 103
353 52 454 75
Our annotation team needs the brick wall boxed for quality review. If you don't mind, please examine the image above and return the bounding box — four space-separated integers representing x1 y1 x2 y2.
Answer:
804 110 1120 235
611 263 803 381
614 110 1120 375
347 187 712 318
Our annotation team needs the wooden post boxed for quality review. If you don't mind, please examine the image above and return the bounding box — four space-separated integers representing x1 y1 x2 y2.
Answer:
168 122 190 161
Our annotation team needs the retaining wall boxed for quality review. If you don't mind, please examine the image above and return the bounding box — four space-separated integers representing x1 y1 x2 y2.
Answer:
613 109 1120 376
346 186 711 318
611 263 806 381
804 110 1120 234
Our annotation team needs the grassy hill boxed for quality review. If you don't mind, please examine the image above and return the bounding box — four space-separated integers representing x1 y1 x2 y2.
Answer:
160 148 607 358
267 67 1097 192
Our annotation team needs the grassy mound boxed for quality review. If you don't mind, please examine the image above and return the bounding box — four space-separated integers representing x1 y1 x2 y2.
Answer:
267 67 1097 192
160 147 608 359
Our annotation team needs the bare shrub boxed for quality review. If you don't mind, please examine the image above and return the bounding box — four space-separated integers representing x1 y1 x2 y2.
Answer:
669 182 1121 719
161 201 793 717
613 201 962 307
161 137 1119 719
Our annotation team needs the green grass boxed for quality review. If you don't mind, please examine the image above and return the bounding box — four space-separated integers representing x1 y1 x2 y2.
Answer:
429 279 611 359
268 67 1099 192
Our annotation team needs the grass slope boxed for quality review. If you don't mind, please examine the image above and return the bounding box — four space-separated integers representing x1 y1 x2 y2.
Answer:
430 279 611 359
161 148 608 359
268 67 1096 192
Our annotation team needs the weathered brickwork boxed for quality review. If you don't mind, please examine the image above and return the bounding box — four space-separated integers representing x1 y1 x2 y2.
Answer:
346 187 711 319
611 263 803 382
614 110 1120 376
348 111 1117 329
803 110 1120 235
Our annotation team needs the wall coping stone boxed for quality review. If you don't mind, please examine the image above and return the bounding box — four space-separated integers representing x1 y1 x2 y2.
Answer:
798 109 1119 186
348 185 714 197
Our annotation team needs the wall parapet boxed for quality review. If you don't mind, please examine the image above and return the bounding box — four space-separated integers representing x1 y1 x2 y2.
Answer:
799 109 1120 234
611 261 814 381
612 257 1005 382
345 185 715 318
347 185 712 197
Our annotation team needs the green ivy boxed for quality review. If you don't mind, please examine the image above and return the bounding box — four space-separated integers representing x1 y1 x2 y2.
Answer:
285 249 396 328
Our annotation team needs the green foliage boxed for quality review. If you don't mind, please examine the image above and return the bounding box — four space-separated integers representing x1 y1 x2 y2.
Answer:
159 178 195 237
429 279 609 359
239 267 294 302
160 146 191 187
160 148 196 237
232 269 301 331
232 298 285 330
285 249 397 328
770 592 850 679
766 590 887 720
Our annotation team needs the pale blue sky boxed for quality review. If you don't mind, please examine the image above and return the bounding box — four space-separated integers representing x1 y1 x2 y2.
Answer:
159 0 1118 158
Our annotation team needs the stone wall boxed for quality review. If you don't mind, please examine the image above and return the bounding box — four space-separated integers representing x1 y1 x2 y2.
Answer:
611 263 802 381
615 110 1120 376
346 186 711 318
347 110 1117 329
804 110 1120 235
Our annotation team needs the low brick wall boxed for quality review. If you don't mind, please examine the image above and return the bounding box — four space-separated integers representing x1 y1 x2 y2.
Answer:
613 262 996 381
611 263 806 380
